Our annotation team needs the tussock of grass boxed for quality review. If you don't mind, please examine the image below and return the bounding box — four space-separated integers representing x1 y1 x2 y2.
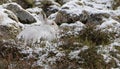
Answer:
112 0 120 10
0 23 116 69
78 24 113 46
79 47 118 69
60 24 114 48
55 24 116 69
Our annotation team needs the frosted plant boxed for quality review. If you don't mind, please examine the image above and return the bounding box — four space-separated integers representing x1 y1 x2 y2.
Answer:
0 12 3 23
17 10 59 45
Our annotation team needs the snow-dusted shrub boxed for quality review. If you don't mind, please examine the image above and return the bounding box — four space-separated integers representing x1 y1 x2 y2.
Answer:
55 25 117 69
79 24 114 46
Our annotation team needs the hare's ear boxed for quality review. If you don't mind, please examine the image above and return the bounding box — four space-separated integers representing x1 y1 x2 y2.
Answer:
39 10 47 23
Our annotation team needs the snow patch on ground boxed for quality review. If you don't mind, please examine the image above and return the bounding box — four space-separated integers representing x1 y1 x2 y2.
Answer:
99 18 120 35
69 46 88 59
0 9 19 28
98 38 120 66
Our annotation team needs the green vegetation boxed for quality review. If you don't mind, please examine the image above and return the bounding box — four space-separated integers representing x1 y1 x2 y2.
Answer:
55 24 116 69
78 24 113 46
0 23 116 69
0 40 39 69
79 47 117 69
60 24 113 47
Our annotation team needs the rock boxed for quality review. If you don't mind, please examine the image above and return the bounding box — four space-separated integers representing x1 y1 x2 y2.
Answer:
0 0 10 5
45 4 60 17
83 0 113 10
4 9 19 22
55 0 70 5
4 3 36 24
26 7 44 15
12 0 34 9
87 13 110 24
17 7 59 45
54 0 110 25
26 7 47 24
36 0 61 17
0 0 34 8
0 25 19 40
0 9 19 27
0 10 21 40
99 18 120 37
60 21 85 35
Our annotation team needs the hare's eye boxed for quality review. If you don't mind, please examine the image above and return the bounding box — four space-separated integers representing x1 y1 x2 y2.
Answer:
52 23 54 25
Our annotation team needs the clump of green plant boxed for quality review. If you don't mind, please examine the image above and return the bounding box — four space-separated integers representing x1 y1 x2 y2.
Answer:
60 23 114 48
78 24 113 46
58 23 114 54
78 46 118 69
53 22 117 69
48 55 81 69
58 34 84 54
55 44 118 69
0 40 40 69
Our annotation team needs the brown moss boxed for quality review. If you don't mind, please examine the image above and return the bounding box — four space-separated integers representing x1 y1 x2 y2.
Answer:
112 0 120 10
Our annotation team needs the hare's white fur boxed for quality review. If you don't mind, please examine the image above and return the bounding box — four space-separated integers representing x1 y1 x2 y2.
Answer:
17 10 59 45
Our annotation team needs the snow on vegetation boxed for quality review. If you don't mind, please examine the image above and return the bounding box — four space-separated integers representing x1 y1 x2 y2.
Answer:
81 0 113 9
99 18 120 34
97 38 120 67
60 21 85 36
60 0 113 16
0 0 120 69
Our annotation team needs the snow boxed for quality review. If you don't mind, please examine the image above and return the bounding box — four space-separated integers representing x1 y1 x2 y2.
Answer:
17 6 59 45
60 21 85 36
26 7 43 25
99 18 120 35
61 0 84 16
60 0 113 17
49 5 60 10
82 0 113 9
97 38 120 64
69 46 88 59
27 7 43 13
0 0 120 68
14 0 120 68
0 9 19 27
48 12 58 20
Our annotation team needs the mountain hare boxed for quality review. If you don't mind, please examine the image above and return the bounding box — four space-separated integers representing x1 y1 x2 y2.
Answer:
17 10 59 45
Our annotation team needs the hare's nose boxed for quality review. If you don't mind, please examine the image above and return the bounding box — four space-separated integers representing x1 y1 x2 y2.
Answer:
52 23 54 25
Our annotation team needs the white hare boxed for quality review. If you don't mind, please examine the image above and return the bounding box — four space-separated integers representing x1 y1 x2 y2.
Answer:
17 10 59 45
